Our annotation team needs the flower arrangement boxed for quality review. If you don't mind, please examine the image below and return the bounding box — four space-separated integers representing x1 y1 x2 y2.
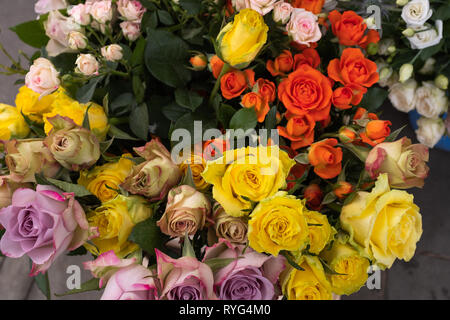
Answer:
0 0 433 300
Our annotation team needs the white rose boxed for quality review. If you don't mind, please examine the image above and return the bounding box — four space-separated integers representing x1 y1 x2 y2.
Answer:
408 20 443 49
68 4 92 26
401 0 432 27
286 8 321 46
414 81 448 119
101 44 123 61
25 58 60 96
44 10 82 57
388 79 417 113
75 54 100 76
416 117 445 148
273 1 293 24
248 0 278 15
68 31 88 50
120 21 141 41
418 57 435 75
117 0 146 22
35 0 67 15
90 0 113 24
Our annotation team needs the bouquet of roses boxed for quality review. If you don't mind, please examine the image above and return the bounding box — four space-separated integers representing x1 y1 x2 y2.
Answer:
0 0 430 300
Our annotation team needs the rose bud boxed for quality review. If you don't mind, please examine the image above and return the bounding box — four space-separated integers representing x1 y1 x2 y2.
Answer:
212 203 248 245
365 137 429 189
3 139 60 183
75 53 100 76
44 116 101 171
117 0 146 22
68 3 92 26
189 53 208 71
273 1 293 24
338 126 357 143
360 120 392 146
333 181 354 199
35 0 67 15
121 140 182 200
90 0 113 24
25 58 60 96
304 184 323 211
68 31 88 50
43 10 82 57
101 44 124 62
157 185 211 238
120 21 141 41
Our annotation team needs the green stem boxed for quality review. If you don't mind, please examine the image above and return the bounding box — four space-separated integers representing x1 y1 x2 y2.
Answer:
209 63 231 108
109 117 128 125
44 272 51 300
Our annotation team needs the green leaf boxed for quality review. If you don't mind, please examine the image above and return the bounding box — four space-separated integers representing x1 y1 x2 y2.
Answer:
76 76 104 104
10 20 49 48
385 125 406 142
280 251 304 271
55 278 100 297
82 104 92 130
204 258 238 273
108 124 140 140
361 87 388 112
20 111 45 137
175 88 203 111
179 0 202 15
229 107 257 130
182 232 196 258
110 92 135 114
420 40 444 62
45 178 93 197
129 217 170 256
139 0 157 10
142 11 158 30
34 272 51 300
132 75 146 103
145 29 191 88
217 104 236 128
131 38 147 67
319 257 347 276
67 246 87 256
294 153 309 165
435 4 450 21
265 106 277 130
172 112 217 144
129 103 149 140
157 10 174 26
321 192 337 205
162 101 190 121
181 165 196 188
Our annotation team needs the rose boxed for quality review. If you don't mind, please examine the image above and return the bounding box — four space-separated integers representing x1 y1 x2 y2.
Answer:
157 185 211 238
277 113 315 150
217 8 268 68
25 58 60 96
332 85 366 110
35 0 67 14
68 3 92 25
0 179 31 210
75 54 100 76
388 79 417 113
401 0 432 27
44 10 82 57
328 10 377 48
78 154 134 202
303 183 323 210
280 255 332 300
328 48 379 88
203 239 285 300
101 44 124 62
68 31 88 50
179 154 209 191
117 0 146 21
209 55 225 79
278 64 332 121
292 0 326 14
308 138 343 179
304 209 335 254
415 117 445 148
293 48 320 69
365 137 429 189
360 120 392 147
85 195 152 257
0 185 92 275
340 174 423 268
156 249 216 300
0 103 30 140
44 116 100 171
333 181 354 199
255 78 276 103
90 0 113 24
212 203 248 244
220 69 255 100
414 81 448 119
241 92 270 123
319 234 370 295
286 8 322 46
273 1 293 24
408 20 443 49
120 21 141 41
248 191 310 256
189 53 208 71
266 50 293 76
201 145 295 217
247 0 277 15
3 139 60 183
14 86 58 123
121 140 182 200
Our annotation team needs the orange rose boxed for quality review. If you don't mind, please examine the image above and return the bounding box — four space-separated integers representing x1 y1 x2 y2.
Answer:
327 48 379 88
220 69 255 100
308 138 343 179
278 113 315 150
190 54 207 71
293 48 321 70
210 55 225 79
287 163 308 191
353 107 378 122
333 181 353 199
241 92 270 123
266 50 294 77
255 78 276 103
278 64 332 121
332 84 366 110
304 183 323 211
203 137 230 161
338 126 357 143
359 29 381 49
291 0 325 14
360 120 392 146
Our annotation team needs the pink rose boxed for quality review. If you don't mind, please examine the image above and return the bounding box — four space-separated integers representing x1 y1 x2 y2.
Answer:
117 0 146 22
68 4 92 26
25 58 60 95
35 0 68 15
248 0 278 15
273 1 293 24
44 10 82 57
0 185 94 275
203 239 285 300
90 0 113 24
286 8 322 46
120 21 141 41
156 249 216 300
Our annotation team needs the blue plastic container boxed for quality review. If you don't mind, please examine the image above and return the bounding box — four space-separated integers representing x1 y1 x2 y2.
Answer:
408 110 450 151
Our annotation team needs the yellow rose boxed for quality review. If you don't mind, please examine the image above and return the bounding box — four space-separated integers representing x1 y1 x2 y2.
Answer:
280 255 333 300
78 154 134 202
85 195 152 257
15 85 58 123
320 233 370 295
202 145 295 217
0 103 30 140
179 153 210 192
217 8 268 68
340 173 422 269
248 191 309 256
43 91 109 140
304 209 336 255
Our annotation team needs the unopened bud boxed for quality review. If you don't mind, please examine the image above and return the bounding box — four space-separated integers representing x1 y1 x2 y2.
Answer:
399 63 414 83
189 53 207 71
435 74 449 90
396 0 409 6
402 28 415 37
339 126 357 143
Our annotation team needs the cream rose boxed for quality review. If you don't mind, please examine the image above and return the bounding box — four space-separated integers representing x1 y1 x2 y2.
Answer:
68 31 88 50
75 54 100 76
414 81 448 119
25 58 60 96
120 21 141 41
415 117 445 148
212 203 248 244
101 44 124 62
286 8 321 46
44 10 82 57
401 0 432 27
388 79 417 113
408 20 443 50
273 1 293 24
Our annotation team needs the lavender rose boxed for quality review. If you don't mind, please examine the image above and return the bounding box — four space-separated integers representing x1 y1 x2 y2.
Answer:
0 185 94 275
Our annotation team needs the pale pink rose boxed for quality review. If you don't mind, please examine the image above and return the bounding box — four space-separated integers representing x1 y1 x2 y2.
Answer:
273 1 293 24
25 58 60 96
75 54 100 76
232 0 251 11
68 3 92 26
120 21 141 41
44 10 82 56
117 0 146 22
248 0 278 15
68 31 88 50
101 44 123 61
286 8 322 46
90 0 113 24
35 0 67 15
156 249 217 300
